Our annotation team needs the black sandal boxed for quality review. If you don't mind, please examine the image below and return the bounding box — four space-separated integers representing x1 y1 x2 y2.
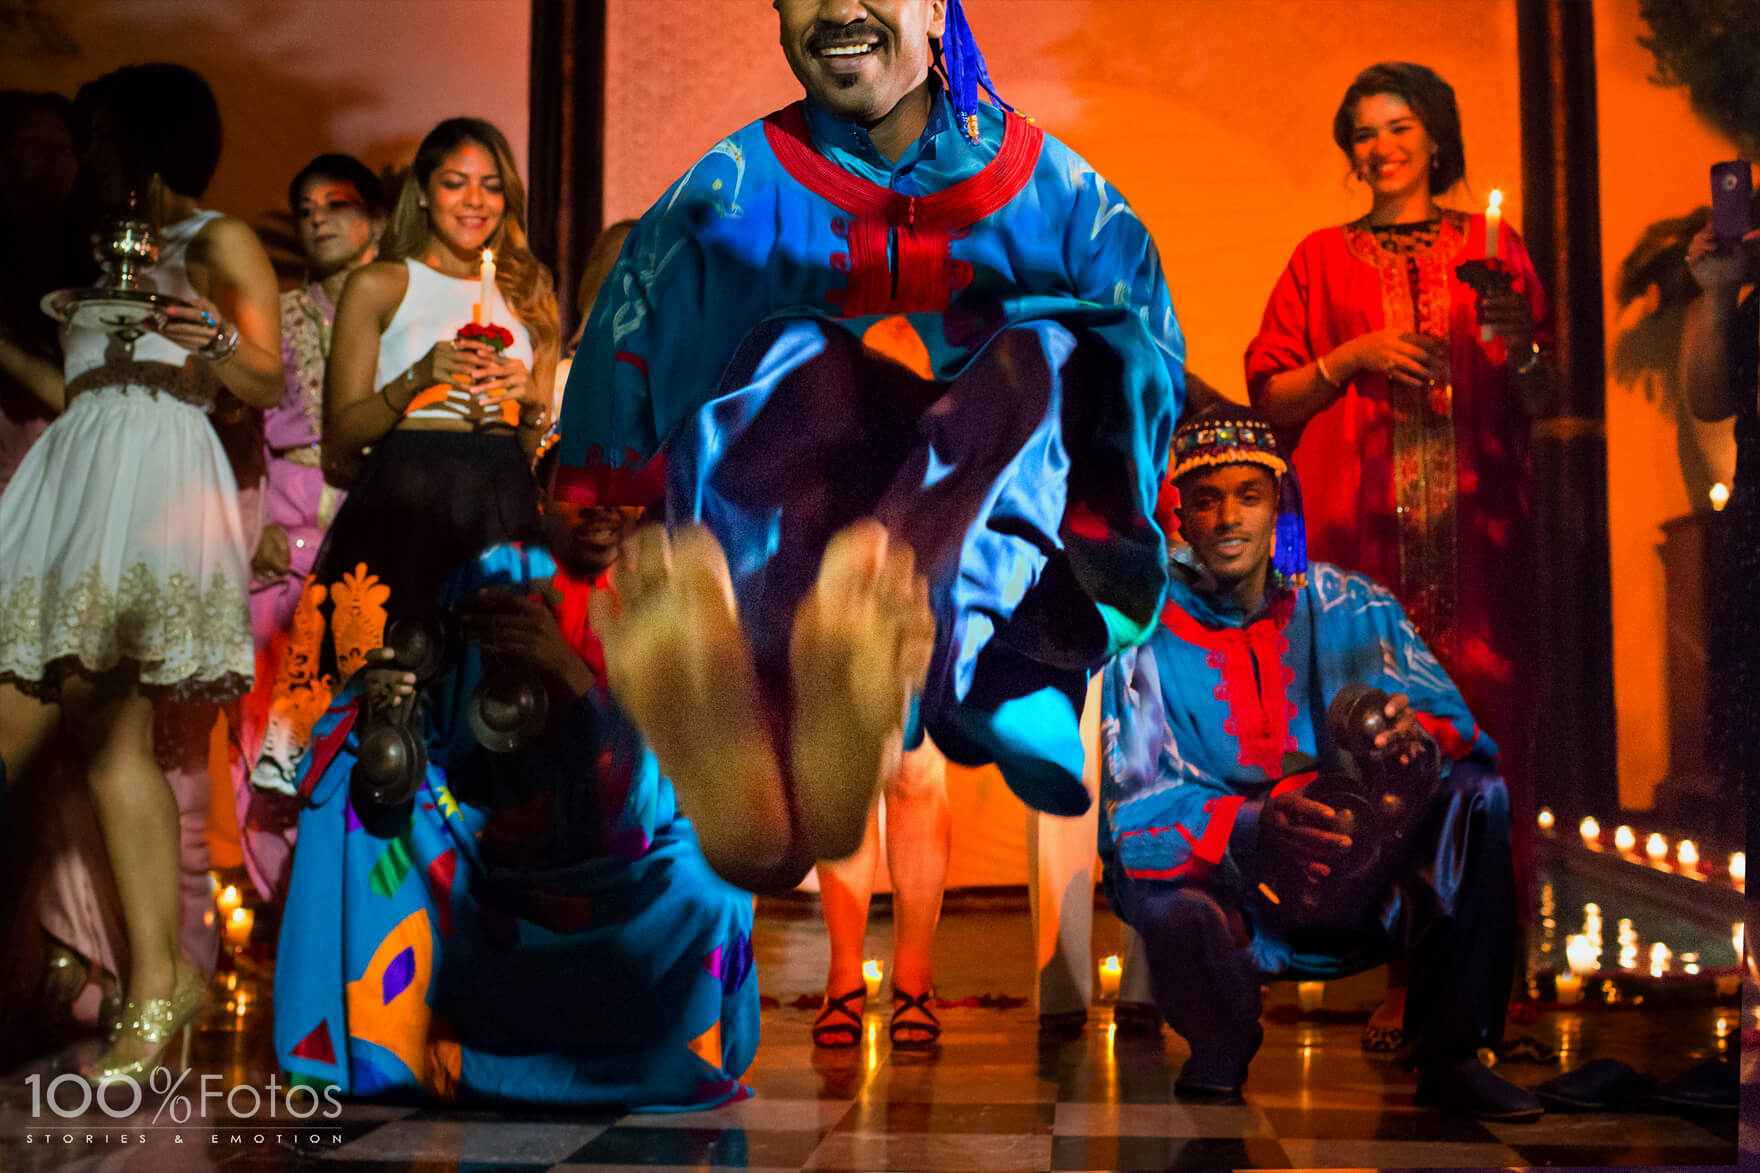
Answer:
889 988 941 1049
811 986 866 1048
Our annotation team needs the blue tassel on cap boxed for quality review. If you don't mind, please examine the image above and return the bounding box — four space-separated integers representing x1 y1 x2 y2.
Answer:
1273 469 1309 589
942 0 1014 141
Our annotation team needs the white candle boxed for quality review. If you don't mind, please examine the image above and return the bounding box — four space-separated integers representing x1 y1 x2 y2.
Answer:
225 906 254 948
862 958 884 1001
1096 954 1123 1002
479 248 496 326
1481 191 1503 341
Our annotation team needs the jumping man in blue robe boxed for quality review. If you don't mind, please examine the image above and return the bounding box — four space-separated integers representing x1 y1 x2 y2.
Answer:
1098 404 1545 1123
559 0 1185 892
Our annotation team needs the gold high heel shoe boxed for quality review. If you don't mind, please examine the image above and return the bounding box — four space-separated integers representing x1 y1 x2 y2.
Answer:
83 969 206 1084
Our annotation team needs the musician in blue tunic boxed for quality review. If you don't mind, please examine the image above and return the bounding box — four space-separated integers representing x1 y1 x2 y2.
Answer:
1098 405 1544 1122
558 0 1184 889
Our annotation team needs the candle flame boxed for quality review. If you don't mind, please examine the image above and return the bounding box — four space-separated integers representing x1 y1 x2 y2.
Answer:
1677 840 1698 868
482 248 493 264
1565 934 1598 975
1614 824 1635 852
231 907 248 926
862 959 883 982
1099 954 1122 977
1579 816 1599 843
1710 482 1730 511
1488 189 1503 211
1731 852 1746 884
1537 807 1555 831
1645 833 1668 862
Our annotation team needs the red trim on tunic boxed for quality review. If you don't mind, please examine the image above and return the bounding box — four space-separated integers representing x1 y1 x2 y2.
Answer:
553 448 667 508
301 703 359 800
1119 795 1246 881
1413 710 1475 761
614 350 649 378
761 101 1044 317
1159 593 1300 775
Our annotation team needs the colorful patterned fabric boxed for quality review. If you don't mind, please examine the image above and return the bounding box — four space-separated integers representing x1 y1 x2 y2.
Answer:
557 84 1184 814
1097 556 1495 974
274 544 758 1110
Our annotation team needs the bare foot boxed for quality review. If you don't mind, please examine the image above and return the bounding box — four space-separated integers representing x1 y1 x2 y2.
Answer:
591 524 793 884
789 520 935 861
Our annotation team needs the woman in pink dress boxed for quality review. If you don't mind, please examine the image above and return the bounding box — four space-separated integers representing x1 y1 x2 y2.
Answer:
1245 62 1550 1045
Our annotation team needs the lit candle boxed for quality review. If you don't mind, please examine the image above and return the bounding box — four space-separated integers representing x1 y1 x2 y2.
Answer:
1735 922 1745 962
1645 833 1669 866
1297 981 1325 1012
1097 954 1122 1002
1649 942 1671 978
1554 972 1583 1004
862 958 884 1001
1481 190 1503 342
1730 852 1745 887
217 884 242 917
1677 840 1699 870
479 248 496 327
1711 483 1730 511
1537 807 1555 833
1613 824 1635 854
224 906 254 948
1579 816 1600 848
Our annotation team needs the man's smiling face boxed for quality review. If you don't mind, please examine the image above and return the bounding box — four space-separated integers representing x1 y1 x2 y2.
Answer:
774 0 947 128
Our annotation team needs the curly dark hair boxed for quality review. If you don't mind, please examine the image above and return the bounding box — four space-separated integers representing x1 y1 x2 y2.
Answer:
1639 0 1760 157
1331 62 1466 196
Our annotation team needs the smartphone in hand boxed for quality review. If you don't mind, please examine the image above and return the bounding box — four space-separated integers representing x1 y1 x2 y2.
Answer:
1711 160 1753 242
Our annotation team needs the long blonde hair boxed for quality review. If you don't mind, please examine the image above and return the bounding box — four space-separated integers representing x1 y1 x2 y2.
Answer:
382 117 559 366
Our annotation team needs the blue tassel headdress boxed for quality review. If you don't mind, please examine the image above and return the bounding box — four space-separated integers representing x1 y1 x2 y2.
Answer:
1168 409 1309 590
939 0 1015 142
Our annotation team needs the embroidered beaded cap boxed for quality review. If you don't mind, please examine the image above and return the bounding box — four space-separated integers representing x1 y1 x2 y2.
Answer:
530 421 563 479
939 0 1015 143
1170 410 1308 589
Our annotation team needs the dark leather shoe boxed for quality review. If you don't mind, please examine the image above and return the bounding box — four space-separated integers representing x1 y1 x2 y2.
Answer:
1535 1058 1652 1111
1113 1001 1164 1039
1417 1057 1544 1122
1649 1058 1737 1112
1174 1071 1245 1103
1037 1010 1086 1042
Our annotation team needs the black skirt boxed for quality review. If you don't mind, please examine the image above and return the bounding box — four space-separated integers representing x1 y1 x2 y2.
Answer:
312 427 540 620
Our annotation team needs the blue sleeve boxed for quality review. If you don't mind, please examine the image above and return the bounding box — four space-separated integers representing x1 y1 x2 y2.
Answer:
1062 159 1186 420
1099 643 1258 893
557 136 763 503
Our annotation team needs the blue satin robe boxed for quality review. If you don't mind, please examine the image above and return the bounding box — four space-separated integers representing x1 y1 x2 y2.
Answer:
558 87 1184 813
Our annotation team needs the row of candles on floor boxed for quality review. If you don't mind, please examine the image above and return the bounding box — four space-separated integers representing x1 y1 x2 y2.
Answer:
1537 807 1744 889
1539 879 1745 1004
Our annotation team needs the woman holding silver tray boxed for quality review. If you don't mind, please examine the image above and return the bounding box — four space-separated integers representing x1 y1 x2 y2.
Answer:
0 64 283 1081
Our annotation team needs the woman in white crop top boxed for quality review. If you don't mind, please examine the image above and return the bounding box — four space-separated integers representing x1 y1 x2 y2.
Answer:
251 118 559 795
0 64 284 1082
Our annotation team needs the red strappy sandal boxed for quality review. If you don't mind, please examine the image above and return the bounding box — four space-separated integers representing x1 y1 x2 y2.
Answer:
811 986 866 1048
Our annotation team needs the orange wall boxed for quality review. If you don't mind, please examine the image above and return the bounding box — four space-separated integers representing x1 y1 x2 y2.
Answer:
1595 0 1740 810
607 0 1527 886
9 0 532 230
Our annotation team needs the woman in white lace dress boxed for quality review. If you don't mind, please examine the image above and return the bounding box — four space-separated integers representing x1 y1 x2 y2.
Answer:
0 64 283 1079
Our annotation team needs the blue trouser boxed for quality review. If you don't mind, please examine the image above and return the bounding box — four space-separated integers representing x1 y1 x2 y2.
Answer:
1113 761 1515 1088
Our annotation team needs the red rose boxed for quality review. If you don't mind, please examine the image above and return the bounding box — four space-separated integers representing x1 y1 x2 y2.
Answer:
456 321 516 354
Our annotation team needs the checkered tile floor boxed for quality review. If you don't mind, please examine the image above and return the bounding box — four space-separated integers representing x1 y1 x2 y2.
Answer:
0 904 1742 1171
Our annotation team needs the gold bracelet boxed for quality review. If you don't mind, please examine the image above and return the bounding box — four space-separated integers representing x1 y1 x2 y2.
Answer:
1315 354 1341 388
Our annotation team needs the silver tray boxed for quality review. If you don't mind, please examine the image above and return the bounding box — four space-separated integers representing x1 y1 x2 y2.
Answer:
41 287 193 339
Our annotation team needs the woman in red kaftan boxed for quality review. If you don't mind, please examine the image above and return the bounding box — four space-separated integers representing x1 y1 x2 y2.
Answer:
1246 62 1551 1045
